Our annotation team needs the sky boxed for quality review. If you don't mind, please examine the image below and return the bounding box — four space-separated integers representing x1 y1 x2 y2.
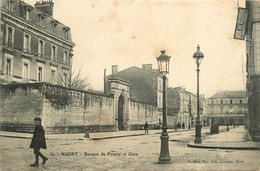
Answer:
26 0 247 98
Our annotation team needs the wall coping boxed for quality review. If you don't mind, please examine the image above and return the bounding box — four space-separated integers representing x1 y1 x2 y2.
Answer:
0 82 113 98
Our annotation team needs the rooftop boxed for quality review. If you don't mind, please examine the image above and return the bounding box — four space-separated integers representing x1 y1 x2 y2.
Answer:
209 90 247 99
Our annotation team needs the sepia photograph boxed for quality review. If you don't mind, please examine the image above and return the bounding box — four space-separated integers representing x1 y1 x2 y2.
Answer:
0 0 260 170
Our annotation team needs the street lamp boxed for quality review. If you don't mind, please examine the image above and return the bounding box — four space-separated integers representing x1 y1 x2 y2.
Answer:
230 108 234 129
157 50 171 164
193 45 204 144
226 111 229 131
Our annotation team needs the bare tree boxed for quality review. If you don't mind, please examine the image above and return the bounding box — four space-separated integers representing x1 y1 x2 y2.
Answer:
57 68 91 91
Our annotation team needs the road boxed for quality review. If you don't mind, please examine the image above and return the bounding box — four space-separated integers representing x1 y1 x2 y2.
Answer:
0 128 260 171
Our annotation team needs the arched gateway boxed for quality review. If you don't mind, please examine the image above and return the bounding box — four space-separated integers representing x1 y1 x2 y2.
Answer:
108 78 130 131
118 95 125 130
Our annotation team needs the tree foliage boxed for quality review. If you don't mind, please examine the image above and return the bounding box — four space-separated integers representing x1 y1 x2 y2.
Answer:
57 68 91 91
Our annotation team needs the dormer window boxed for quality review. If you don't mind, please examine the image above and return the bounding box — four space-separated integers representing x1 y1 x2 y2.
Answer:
25 9 30 20
23 5 32 20
51 20 58 33
63 27 70 40
8 1 15 12
38 15 45 27
65 30 69 40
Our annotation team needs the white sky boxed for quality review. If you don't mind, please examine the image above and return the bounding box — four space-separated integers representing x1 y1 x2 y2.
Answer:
26 0 247 98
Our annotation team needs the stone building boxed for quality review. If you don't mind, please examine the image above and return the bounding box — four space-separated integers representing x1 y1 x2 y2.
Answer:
244 0 260 141
104 63 165 128
167 87 191 128
207 90 248 126
104 64 163 107
200 94 208 126
167 87 207 128
1 0 74 84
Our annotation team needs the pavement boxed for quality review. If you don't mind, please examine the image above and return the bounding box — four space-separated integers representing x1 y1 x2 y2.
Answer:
0 128 192 140
1 126 260 150
187 126 260 150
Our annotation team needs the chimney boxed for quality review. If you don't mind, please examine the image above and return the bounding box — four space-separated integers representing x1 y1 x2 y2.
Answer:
35 0 54 17
112 65 118 74
142 64 152 70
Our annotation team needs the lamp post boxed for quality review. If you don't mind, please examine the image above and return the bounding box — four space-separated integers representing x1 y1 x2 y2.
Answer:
188 103 191 129
226 111 229 131
193 45 204 144
230 108 234 129
157 50 171 164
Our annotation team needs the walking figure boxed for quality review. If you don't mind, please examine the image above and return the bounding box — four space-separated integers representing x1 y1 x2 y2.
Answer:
177 122 181 129
182 122 185 129
30 118 48 167
144 122 149 134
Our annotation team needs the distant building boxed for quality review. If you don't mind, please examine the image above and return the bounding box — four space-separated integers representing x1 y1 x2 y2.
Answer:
1 0 75 84
104 64 163 107
104 60 173 127
207 90 248 126
167 87 208 128
167 87 191 128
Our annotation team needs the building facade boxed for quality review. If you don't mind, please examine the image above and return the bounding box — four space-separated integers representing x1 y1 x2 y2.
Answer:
1 0 74 85
245 0 260 141
104 64 163 107
167 87 191 128
207 90 248 126
167 87 208 128
104 61 171 127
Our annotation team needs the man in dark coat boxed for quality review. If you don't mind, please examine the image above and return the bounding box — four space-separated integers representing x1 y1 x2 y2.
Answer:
144 122 149 134
30 117 48 167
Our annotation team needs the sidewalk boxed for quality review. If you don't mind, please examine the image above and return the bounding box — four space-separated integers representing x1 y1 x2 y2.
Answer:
187 126 260 150
0 128 193 140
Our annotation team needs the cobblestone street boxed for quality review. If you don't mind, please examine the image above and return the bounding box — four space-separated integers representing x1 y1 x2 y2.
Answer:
1 128 260 171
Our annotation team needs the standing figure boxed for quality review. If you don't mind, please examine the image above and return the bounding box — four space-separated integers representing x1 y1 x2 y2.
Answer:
177 122 181 129
182 122 185 129
30 118 48 167
144 122 149 134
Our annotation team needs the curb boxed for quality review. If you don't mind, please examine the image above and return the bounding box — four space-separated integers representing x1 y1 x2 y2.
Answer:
0 128 196 140
187 143 260 150
0 135 31 139
89 133 146 140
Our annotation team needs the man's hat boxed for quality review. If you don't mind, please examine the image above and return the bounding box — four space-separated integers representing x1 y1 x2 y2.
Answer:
34 117 41 121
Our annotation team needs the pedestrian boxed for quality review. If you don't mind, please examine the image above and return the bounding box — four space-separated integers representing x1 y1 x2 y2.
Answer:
189 123 191 129
144 122 149 134
177 122 181 129
30 117 48 167
182 122 185 129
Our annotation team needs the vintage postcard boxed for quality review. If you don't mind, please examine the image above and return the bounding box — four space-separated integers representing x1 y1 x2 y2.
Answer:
0 0 260 170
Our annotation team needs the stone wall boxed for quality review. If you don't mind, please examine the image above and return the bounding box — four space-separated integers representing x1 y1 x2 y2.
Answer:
42 84 115 133
0 83 44 132
129 101 159 130
0 82 163 133
0 83 115 133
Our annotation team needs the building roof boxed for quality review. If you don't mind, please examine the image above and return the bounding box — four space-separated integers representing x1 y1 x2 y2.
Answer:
1 0 74 46
106 66 161 105
209 90 247 99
